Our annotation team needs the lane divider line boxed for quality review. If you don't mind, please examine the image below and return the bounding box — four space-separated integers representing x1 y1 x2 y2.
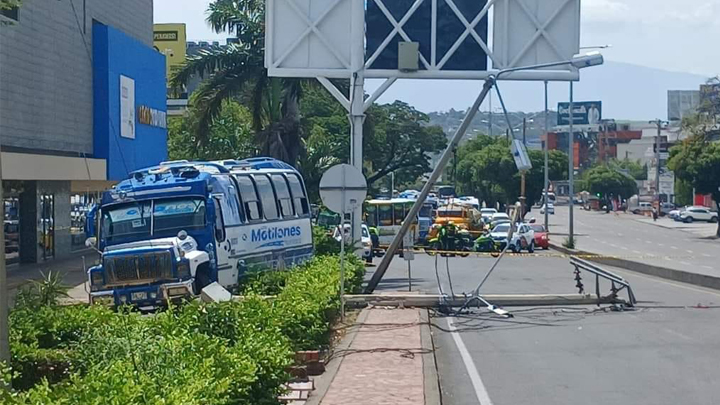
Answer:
446 317 494 405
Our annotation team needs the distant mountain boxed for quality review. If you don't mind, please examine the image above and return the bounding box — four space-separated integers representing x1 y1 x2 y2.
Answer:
427 109 555 150
369 61 709 121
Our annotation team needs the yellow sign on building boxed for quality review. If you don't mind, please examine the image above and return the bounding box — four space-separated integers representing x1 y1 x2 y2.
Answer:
153 23 187 95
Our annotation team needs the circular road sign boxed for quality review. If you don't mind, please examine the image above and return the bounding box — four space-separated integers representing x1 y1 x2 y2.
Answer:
319 164 367 214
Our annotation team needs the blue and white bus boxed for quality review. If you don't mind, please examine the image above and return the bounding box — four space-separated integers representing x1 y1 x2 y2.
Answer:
85 158 313 308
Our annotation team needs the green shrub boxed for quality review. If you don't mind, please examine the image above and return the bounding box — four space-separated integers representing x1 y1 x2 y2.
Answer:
272 255 364 350
238 268 292 296
313 225 341 255
4 252 364 403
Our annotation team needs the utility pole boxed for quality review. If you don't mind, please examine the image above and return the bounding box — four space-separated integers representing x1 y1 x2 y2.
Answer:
488 93 493 137
522 117 527 146
543 81 550 231
568 81 575 245
656 120 661 202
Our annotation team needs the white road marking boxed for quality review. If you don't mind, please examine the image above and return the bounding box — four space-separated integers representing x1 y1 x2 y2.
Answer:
680 261 691 266
671 246 678 250
447 318 494 405
686 250 694 254
609 244 618 248
621 247 629 251
645 241 652 244
702 254 712 258
703 266 713 270
632 250 642 255
658 243 665 247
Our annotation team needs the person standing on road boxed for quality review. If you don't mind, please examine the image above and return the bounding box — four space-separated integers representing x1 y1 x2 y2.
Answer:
652 206 658 222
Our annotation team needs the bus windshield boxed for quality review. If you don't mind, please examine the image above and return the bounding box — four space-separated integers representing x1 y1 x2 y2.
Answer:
419 204 433 218
102 198 206 242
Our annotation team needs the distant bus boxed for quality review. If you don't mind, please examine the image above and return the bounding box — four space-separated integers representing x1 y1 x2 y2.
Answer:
435 186 456 199
364 198 433 245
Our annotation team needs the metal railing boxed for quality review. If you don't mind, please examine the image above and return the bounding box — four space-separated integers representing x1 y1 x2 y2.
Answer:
570 256 637 307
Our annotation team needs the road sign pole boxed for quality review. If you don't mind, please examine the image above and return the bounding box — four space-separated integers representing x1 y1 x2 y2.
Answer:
366 79 495 293
349 0 364 252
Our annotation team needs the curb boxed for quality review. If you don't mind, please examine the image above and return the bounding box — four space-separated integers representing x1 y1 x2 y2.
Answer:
306 308 370 405
550 243 720 291
419 309 441 405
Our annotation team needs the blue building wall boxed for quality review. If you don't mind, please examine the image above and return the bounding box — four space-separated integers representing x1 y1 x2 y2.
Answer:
93 22 167 181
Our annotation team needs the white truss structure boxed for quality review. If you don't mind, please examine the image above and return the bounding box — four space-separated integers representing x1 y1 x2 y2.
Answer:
266 0 581 81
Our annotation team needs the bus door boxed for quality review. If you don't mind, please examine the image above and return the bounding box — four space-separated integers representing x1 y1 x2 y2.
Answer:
210 194 234 287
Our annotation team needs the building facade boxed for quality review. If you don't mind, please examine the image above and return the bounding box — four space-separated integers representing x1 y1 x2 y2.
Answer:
0 0 167 264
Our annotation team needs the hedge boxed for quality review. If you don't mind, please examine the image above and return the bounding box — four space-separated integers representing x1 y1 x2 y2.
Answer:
1 253 365 404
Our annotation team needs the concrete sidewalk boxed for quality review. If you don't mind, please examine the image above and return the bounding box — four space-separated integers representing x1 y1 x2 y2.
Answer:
631 215 718 238
6 252 95 304
313 307 438 405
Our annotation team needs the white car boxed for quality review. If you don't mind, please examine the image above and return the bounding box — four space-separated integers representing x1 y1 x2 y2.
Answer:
480 208 497 222
333 224 374 263
489 223 535 253
679 207 718 223
540 203 555 215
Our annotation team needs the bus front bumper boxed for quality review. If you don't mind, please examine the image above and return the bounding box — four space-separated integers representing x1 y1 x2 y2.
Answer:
89 279 194 308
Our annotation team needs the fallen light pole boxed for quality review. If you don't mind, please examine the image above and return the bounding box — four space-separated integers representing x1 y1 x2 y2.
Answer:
365 53 605 293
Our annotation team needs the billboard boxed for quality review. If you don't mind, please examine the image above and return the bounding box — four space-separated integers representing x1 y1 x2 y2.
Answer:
557 101 602 126
667 90 700 121
153 23 187 92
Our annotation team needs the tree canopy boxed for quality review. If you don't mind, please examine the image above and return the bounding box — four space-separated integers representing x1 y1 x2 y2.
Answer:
168 100 256 161
454 135 568 207
299 85 447 196
609 158 647 181
668 122 720 235
580 165 638 199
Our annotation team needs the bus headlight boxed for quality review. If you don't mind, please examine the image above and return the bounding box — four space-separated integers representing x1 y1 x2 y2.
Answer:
89 268 104 286
176 260 190 279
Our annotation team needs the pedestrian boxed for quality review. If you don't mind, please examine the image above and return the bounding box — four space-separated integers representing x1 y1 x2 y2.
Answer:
652 206 658 222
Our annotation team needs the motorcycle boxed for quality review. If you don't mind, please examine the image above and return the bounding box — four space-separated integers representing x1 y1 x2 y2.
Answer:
424 224 473 257
473 233 502 258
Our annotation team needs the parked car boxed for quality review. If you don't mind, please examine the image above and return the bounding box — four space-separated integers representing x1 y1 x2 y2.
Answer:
489 223 535 253
333 223 374 263
540 203 555 215
678 207 718 223
529 224 550 250
668 207 685 220
659 202 676 216
490 212 511 229
632 202 653 215
480 208 498 223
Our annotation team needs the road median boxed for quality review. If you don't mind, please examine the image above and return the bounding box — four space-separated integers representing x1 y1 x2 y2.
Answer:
550 243 720 291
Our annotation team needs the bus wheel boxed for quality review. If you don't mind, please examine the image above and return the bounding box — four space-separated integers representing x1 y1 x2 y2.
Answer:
193 264 211 295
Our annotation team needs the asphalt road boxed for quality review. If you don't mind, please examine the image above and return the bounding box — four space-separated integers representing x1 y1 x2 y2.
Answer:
546 206 719 278
368 252 720 405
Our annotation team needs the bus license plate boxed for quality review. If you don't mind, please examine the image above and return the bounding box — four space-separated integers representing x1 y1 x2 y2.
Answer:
131 292 147 301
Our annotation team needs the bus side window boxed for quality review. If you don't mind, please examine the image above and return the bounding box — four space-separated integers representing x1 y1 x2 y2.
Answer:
235 175 262 221
393 203 404 226
379 205 392 226
253 174 279 220
213 197 226 242
271 174 294 217
365 205 378 227
287 174 309 215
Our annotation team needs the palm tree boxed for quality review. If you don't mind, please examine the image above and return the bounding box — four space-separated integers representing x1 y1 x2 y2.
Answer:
172 0 304 165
